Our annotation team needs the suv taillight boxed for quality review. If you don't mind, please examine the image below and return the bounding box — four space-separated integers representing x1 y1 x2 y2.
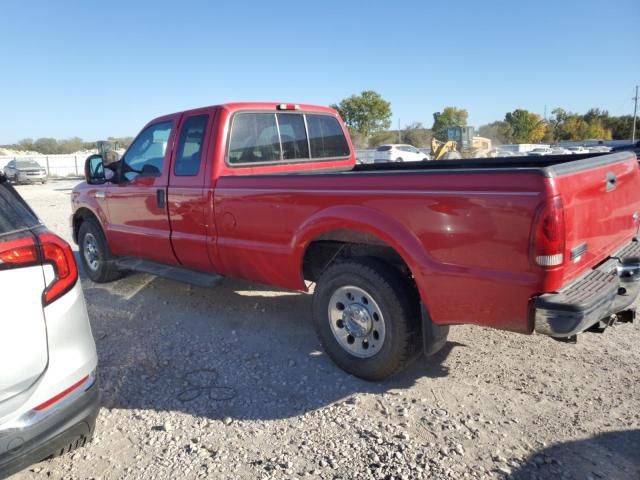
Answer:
0 234 39 269
531 196 565 267
38 231 78 305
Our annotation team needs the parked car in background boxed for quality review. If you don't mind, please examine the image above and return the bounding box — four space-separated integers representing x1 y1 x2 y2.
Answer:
587 145 612 153
527 147 554 156
0 173 99 478
374 144 430 163
3 159 48 184
551 147 572 155
567 146 589 154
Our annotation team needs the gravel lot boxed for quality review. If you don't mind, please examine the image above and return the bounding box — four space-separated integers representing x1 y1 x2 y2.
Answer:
10 179 640 480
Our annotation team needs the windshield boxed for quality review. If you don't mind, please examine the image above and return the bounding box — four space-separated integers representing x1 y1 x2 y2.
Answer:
15 160 41 169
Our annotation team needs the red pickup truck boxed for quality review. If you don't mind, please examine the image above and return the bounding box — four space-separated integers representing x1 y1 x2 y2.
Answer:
72 102 640 380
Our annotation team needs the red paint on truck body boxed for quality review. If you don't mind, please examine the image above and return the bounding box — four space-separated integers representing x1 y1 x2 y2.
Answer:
72 102 640 335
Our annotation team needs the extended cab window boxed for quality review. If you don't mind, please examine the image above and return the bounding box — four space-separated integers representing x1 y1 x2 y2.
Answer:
228 113 280 164
175 115 208 176
276 114 309 160
228 112 349 165
122 121 172 181
306 114 350 159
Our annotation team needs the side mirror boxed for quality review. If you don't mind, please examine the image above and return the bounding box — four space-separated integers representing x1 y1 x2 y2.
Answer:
85 154 106 184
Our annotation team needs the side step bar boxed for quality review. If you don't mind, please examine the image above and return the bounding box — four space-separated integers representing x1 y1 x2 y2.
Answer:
115 257 223 288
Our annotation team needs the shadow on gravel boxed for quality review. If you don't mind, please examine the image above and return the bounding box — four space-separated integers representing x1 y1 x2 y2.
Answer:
508 429 640 480
78 265 460 422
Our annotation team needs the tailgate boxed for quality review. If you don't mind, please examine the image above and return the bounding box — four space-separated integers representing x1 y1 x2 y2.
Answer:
553 152 640 283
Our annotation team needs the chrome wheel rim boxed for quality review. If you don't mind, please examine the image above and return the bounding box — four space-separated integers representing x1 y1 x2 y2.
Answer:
328 285 386 358
83 233 100 271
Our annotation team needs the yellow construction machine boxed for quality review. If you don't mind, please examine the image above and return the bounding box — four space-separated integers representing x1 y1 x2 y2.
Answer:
430 122 493 159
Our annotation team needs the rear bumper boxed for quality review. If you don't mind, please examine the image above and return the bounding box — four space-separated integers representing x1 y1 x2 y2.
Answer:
0 375 99 479
534 239 640 337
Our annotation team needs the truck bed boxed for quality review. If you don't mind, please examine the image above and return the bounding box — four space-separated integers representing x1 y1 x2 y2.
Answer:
353 152 612 176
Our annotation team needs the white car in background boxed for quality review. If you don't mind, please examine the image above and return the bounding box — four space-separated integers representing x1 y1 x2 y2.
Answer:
551 147 572 155
374 144 430 163
0 173 99 477
527 147 554 156
567 146 590 154
587 145 612 153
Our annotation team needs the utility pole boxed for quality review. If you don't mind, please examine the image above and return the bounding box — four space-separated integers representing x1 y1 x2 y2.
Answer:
633 85 638 143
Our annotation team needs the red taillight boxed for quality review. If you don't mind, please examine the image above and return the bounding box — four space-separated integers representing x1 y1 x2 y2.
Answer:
531 196 565 267
0 234 39 269
38 231 78 305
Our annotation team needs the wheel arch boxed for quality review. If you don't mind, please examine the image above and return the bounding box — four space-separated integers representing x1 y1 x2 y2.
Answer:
295 205 435 310
72 207 104 245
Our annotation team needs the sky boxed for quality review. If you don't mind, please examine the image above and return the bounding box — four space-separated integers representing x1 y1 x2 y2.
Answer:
1 0 639 144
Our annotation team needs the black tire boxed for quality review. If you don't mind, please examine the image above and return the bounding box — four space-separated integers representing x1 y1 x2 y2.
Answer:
78 219 121 283
312 258 421 381
395 157 403 162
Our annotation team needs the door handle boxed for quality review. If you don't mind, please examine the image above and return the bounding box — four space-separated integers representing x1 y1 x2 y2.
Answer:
606 172 617 192
95 191 106 199
156 189 166 209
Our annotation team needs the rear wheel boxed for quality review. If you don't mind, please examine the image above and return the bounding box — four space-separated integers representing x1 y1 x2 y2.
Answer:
78 219 121 283
395 157 403 162
312 258 420 380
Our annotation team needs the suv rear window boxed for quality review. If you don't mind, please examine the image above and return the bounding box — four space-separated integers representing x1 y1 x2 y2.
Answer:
228 112 350 165
0 179 39 235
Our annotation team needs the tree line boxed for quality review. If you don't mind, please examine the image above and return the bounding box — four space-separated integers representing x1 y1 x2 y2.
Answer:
3 92 635 153
1 136 133 155
332 91 637 149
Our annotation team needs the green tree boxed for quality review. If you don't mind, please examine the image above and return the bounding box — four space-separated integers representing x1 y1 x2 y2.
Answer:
551 108 612 141
504 109 546 143
17 138 35 151
604 115 634 140
367 130 396 148
331 90 392 138
477 121 511 144
431 107 468 141
33 137 60 154
402 122 432 147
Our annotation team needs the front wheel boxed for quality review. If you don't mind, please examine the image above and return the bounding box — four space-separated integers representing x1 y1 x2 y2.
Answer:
312 258 420 380
78 219 122 283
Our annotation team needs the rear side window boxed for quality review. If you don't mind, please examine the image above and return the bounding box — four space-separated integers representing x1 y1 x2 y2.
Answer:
376 146 392 151
175 115 208 176
228 113 280 164
277 114 309 160
306 114 350 159
0 181 39 235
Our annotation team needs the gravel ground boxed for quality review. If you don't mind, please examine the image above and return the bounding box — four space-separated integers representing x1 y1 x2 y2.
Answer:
9 179 640 480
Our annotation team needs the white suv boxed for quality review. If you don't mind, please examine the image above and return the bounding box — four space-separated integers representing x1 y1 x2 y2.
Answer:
0 174 98 478
374 144 430 163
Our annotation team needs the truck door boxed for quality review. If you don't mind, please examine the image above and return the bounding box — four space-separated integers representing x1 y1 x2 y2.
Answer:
105 116 179 265
167 109 216 271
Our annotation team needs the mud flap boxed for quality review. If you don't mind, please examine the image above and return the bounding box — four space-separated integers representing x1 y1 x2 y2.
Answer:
421 305 449 356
